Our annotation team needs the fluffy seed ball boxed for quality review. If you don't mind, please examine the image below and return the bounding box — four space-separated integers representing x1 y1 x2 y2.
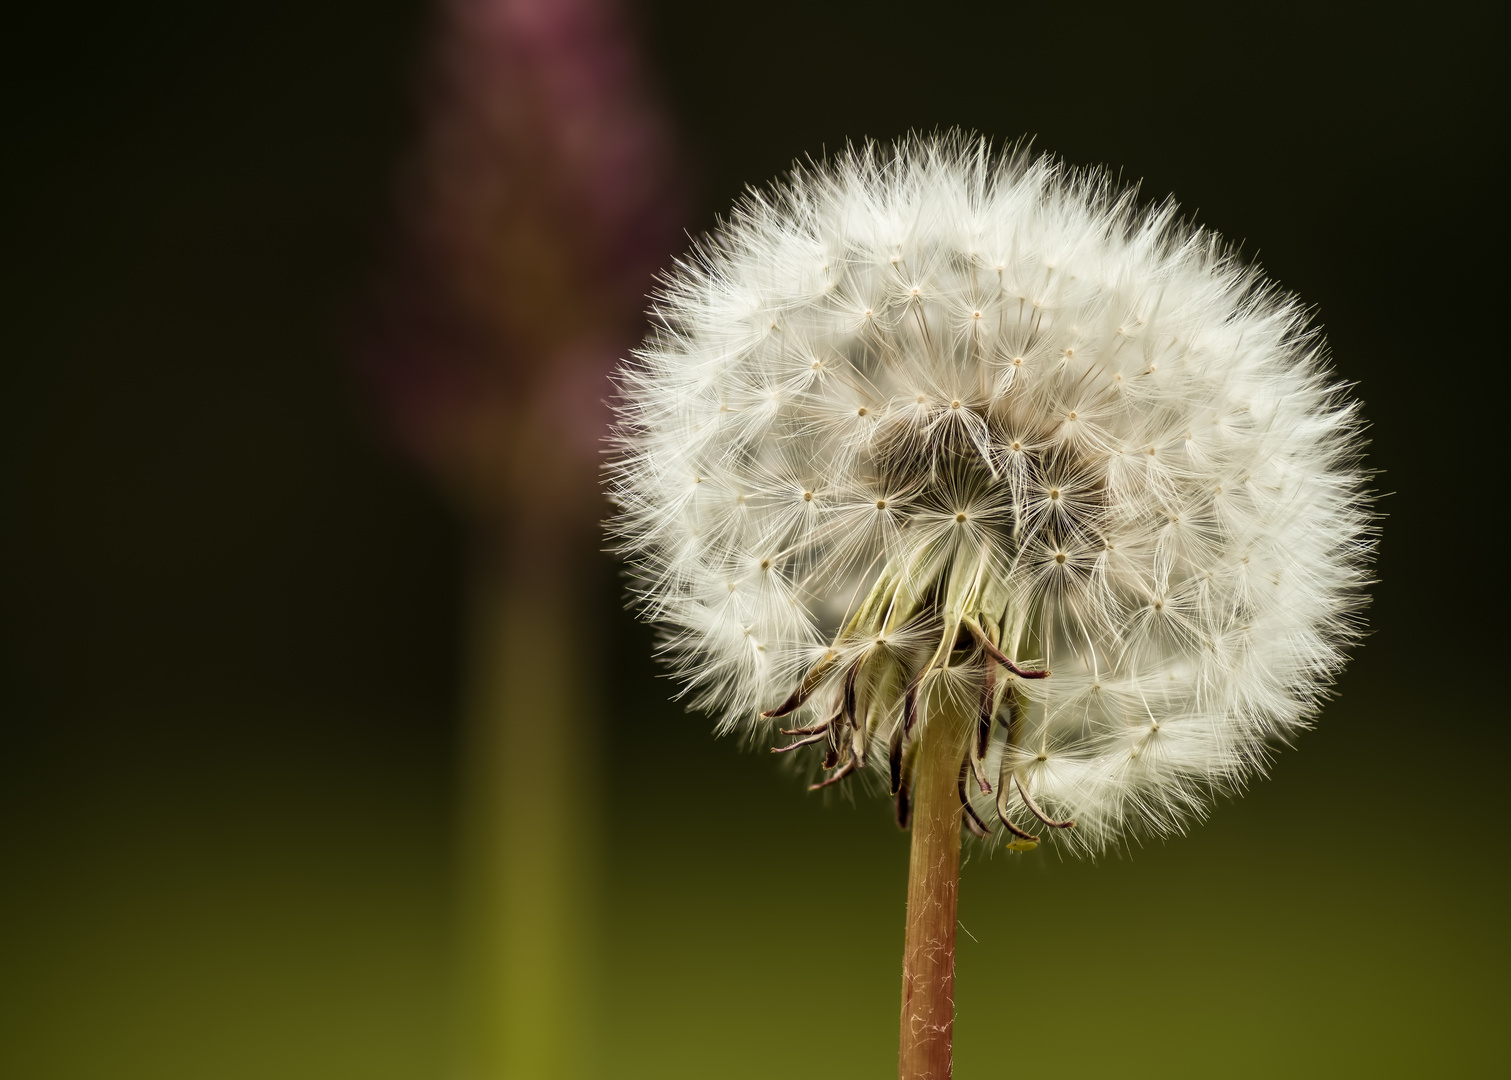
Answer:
609 135 1372 851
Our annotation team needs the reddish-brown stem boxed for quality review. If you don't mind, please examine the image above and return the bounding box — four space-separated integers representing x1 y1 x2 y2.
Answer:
899 705 966 1079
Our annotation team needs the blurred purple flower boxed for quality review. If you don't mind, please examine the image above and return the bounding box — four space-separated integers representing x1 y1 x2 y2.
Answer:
360 4 688 1074
368 0 687 525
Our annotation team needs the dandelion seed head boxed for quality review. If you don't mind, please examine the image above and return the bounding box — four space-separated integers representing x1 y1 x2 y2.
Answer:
608 134 1373 852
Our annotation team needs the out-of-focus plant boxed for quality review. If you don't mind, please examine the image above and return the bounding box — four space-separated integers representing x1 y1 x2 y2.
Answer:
365 0 686 1075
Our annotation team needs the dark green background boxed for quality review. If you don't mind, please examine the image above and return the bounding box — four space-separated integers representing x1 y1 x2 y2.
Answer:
4 2 1502 1076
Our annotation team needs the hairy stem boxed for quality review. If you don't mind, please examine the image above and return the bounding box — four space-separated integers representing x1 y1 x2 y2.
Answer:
899 700 968 1079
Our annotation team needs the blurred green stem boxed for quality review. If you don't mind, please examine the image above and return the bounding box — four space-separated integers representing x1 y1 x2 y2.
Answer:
457 538 600 1079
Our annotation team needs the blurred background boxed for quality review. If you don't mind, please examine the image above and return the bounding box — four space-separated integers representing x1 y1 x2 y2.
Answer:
3 1 1503 1077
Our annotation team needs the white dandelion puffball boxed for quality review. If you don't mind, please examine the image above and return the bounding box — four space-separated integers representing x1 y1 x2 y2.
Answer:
609 135 1372 852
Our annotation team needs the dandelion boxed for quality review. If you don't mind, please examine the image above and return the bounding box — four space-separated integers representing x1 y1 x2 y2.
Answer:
608 133 1373 1077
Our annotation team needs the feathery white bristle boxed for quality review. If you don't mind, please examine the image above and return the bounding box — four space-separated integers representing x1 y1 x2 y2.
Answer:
608 134 1373 852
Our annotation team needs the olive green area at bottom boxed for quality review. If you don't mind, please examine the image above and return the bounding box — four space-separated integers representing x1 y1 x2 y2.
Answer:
2 681 1502 1079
